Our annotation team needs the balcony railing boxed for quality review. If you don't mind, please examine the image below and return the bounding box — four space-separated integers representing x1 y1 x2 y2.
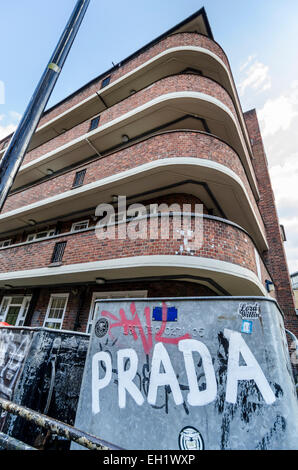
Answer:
0 213 272 295
1 131 266 250
0 33 250 164
23 74 237 166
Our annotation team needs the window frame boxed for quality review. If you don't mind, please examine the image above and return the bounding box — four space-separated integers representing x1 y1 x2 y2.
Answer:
72 169 86 188
181 67 203 75
100 76 111 89
43 293 69 330
71 220 89 232
27 229 55 242
51 241 67 264
86 290 148 334
0 239 12 248
89 115 100 131
0 295 32 326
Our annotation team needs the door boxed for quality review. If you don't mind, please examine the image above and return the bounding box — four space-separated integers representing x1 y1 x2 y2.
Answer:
0 296 32 326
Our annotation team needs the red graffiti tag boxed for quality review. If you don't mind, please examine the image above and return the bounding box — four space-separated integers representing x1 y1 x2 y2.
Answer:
101 301 191 355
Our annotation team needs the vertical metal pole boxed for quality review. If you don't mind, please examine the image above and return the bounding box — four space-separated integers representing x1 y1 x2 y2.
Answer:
0 0 91 211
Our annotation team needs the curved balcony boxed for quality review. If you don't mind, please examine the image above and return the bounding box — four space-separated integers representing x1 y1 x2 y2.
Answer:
10 33 250 162
0 214 271 296
14 73 258 197
36 33 231 127
24 74 237 164
1 132 267 250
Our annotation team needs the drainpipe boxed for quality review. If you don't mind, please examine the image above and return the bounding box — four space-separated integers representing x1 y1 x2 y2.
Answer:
24 289 40 326
0 0 90 211
74 286 88 331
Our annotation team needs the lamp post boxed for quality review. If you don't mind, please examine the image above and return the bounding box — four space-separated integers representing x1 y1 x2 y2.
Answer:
0 0 91 211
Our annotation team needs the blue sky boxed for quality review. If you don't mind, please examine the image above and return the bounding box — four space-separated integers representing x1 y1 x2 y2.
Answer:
1 0 298 272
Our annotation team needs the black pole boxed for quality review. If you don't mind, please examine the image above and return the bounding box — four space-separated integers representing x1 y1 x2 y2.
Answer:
0 0 90 211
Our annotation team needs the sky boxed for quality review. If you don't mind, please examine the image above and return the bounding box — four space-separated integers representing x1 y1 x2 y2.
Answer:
0 0 298 273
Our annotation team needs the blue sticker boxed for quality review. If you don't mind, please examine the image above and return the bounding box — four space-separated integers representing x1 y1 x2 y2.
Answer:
152 306 178 322
241 319 253 334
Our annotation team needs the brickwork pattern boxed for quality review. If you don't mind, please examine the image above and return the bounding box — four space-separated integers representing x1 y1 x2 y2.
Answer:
2 132 265 238
0 215 270 285
22 74 237 166
36 33 231 129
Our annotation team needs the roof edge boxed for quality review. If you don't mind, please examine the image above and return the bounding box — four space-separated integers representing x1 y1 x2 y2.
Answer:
0 7 214 146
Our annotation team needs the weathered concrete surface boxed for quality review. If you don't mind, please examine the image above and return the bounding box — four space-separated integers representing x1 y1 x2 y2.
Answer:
73 297 298 450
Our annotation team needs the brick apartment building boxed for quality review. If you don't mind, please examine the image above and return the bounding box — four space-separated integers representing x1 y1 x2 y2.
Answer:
0 8 296 342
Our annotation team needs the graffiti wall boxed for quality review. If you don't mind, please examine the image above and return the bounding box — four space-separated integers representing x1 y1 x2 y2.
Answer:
0 327 89 449
73 297 298 450
0 329 33 430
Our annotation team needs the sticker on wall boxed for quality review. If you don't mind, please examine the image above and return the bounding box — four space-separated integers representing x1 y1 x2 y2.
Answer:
152 306 178 322
94 318 109 338
238 302 261 320
178 426 204 450
241 319 253 334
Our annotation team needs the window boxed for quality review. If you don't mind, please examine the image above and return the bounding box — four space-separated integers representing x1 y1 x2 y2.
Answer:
280 225 286 242
51 242 67 264
181 67 203 75
72 169 86 188
101 76 111 89
27 229 55 242
89 116 100 131
86 290 148 334
36 230 55 239
71 220 89 232
0 239 12 248
43 294 69 330
0 295 32 326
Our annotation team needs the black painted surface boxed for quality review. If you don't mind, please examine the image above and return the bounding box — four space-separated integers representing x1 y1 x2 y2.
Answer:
0 328 89 450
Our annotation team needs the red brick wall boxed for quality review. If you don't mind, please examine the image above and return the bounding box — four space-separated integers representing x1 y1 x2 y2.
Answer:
22 74 237 166
0 193 205 247
244 109 296 335
2 131 265 238
36 33 231 129
0 214 271 285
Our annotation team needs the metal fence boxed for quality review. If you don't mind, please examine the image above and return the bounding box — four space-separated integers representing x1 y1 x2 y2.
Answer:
0 397 122 451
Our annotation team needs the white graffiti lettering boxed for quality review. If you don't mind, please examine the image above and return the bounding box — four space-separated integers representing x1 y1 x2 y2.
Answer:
224 329 276 405
117 348 144 408
92 351 112 414
147 343 183 406
91 332 276 414
179 339 217 406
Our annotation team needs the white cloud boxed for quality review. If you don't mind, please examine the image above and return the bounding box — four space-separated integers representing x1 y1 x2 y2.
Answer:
269 154 298 273
270 154 298 213
238 57 271 96
252 80 298 273
0 111 21 141
239 54 256 72
0 123 16 141
276 215 298 273
258 84 298 137
9 111 21 121
257 81 298 164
